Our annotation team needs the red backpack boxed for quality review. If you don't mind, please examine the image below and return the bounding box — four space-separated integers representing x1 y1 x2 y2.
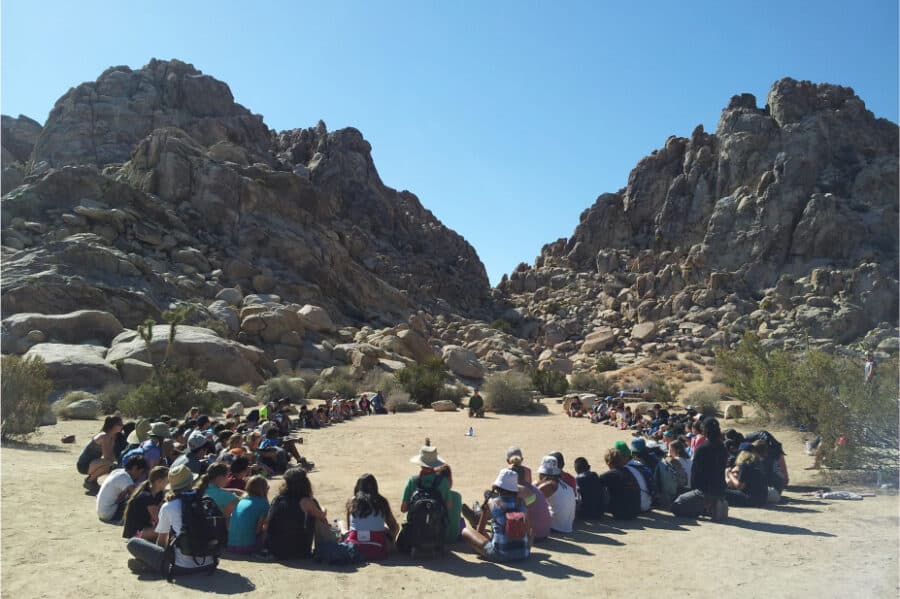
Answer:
504 508 527 539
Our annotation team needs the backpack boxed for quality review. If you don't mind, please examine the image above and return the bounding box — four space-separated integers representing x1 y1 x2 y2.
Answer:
503 507 528 540
653 460 679 509
405 475 447 556
173 491 228 562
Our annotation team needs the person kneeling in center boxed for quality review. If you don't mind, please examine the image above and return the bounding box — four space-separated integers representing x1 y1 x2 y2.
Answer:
462 469 531 562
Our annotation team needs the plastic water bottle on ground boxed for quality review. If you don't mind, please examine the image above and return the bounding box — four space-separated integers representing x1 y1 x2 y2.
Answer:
332 518 341 541
466 426 474 437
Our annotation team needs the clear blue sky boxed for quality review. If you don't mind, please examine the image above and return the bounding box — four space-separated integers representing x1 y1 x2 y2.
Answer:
3 1 897 285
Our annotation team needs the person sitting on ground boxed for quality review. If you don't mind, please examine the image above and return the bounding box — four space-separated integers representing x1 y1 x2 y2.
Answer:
535 456 576 534
568 396 584 418
506 447 533 484
266 468 327 560
97 454 149 523
371 391 387 415
171 430 211 475
139 422 172 470
227 475 271 556
461 469 531 562
122 466 169 541
618 441 653 513
596 448 641 519
468 389 485 418
78 415 124 495
591 398 610 424
573 457 605 520
667 440 691 492
743 431 789 493
218 432 244 463
548 451 577 490
688 417 706 456
358 394 372 416
631 437 662 472
196 462 244 518
125 464 215 576
725 442 768 508
435 465 464 545
119 419 151 463
224 456 251 491
504 461 551 542
397 443 452 553
672 417 728 520
343 473 400 560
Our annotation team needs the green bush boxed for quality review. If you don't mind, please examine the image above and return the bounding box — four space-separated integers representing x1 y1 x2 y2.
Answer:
569 372 618 396
196 318 233 340
644 376 683 408
307 367 358 399
386 391 421 412
1 355 53 439
529 367 569 396
717 333 900 469
97 383 131 415
483 371 539 413
490 319 513 334
395 356 450 406
685 387 720 417
256 375 307 405
53 390 99 420
595 354 618 373
118 367 218 418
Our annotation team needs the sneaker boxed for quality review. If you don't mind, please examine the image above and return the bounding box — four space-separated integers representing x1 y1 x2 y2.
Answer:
461 504 479 529
83 477 100 496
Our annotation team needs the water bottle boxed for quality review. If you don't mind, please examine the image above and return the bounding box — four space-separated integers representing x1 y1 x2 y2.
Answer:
467 426 474 437
472 500 480 513
332 518 341 541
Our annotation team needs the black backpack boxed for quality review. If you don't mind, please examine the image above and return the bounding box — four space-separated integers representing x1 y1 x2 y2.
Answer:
405 475 447 556
172 491 227 564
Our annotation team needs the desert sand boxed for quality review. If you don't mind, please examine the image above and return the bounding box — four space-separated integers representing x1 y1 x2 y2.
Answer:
2 407 897 598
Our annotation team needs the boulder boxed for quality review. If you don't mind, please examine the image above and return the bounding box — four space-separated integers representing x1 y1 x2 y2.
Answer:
207 300 240 333
117 358 154 384
442 345 484 379
332 343 382 370
631 321 657 342
206 381 257 408
23 343 121 391
2 310 124 348
724 404 744 420
215 287 244 306
431 400 458 412
581 327 617 353
106 325 267 386
396 329 434 362
57 397 102 420
539 357 574 374
240 307 303 344
298 305 336 333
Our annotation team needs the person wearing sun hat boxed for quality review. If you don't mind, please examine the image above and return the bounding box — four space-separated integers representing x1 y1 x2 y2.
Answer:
396 441 452 554
535 455 576 533
125 464 216 576
126 419 152 447
171 430 211 474
461 468 531 562
138 422 172 469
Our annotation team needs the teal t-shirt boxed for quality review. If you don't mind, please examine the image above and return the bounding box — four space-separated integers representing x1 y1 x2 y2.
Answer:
401 472 450 522
205 484 238 513
227 496 270 548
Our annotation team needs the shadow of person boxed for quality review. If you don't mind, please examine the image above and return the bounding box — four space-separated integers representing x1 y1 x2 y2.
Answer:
381 550 526 581
513 551 594 580
142 569 256 593
766 504 822 514
537 536 595 555
1 440 67 453
725 517 836 537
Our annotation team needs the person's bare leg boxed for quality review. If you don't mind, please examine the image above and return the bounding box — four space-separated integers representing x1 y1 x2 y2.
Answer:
87 458 114 481
460 528 488 557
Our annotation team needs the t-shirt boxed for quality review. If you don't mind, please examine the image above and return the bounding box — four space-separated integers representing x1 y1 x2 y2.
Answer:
228 496 270 548
171 452 204 474
468 394 484 410
446 490 463 543
204 484 238 514
518 483 551 540
487 495 530 561
140 439 162 468
624 461 652 512
401 471 450 521
122 490 163 538
545 480 576 533
155 498 214 569
560 471 577 491
224 474 246 491
691 440 728 496
737 462 768 507
96 469 135 521
575 471 605 519
597 468 640 519
266 494 314 559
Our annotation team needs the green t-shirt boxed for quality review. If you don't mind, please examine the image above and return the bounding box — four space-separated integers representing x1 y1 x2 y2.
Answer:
468 394 484 410
446 490 463 543
401 472 451 523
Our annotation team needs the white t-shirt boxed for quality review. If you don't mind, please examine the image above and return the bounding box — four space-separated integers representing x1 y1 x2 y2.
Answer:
155 498 214 569
546 479 576 533
96 469 135 521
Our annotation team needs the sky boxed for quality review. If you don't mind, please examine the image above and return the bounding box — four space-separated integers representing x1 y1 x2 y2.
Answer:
2 1 898 285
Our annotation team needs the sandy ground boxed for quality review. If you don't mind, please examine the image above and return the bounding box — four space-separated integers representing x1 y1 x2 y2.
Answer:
2 406 898 599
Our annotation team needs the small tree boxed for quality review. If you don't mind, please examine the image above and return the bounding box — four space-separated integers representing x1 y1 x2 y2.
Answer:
395 356 450 406
484 371 544 413
1 355 53 440
595 354 618 373
529 366 569 396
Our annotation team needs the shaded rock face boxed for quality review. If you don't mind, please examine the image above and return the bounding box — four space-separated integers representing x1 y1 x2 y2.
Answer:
503 78 898 356
2 114 43 194
1 59 491 334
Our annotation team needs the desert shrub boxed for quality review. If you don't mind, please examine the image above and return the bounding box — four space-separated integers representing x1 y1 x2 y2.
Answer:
595 354 618 373
256 375 307 405
118 367 217 418
360 370 400 399
529 367 569 396
685 386 721 417
483 371 540 413
307 367 358 399
681 372 703 383
660 350 679 362
394 356 450 406
196 318 233 340
386 391 421 412
490 319 513 334
1 355 53 439
569 372 618 397
644 376 683 409
436 382 467 405
717 333 900 469
97 383 131 414
53 390 98 419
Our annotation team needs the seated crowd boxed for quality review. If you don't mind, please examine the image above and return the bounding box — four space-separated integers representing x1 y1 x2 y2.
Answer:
77 390 790 579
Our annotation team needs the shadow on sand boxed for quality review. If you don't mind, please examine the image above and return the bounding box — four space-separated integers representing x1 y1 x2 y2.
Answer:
139 568 256 593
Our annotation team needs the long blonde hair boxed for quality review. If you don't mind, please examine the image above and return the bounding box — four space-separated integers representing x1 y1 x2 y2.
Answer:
735 450 757 467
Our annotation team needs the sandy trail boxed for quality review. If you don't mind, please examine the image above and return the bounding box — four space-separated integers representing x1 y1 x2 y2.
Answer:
2 408 897 598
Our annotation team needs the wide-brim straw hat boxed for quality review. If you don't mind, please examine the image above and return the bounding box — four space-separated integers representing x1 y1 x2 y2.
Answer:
126 419 152 445
410 445 445 468
165 464 194 491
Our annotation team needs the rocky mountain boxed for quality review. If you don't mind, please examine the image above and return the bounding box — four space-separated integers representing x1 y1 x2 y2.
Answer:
498 78 898 374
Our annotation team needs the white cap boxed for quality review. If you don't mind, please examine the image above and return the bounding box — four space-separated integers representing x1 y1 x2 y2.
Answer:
538 455 560 476
493 468 519 492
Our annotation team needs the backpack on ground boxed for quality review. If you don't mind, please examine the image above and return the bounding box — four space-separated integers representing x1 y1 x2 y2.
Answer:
173 491 228 563
503 505 528 540
404 475 447 556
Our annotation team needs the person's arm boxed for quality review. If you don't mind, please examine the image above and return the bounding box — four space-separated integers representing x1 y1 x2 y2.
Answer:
223 497 239 518
475 500 491 536
256 514 267 534
300 497 328 523
384 507 400 539
777 455 789 486
156 532 169 547
725 467 742 489
147 504 161 526
537 480 557 499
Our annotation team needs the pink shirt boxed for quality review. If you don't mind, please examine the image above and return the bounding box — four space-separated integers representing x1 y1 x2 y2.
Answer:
690 434 707 454
519 483 551 540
